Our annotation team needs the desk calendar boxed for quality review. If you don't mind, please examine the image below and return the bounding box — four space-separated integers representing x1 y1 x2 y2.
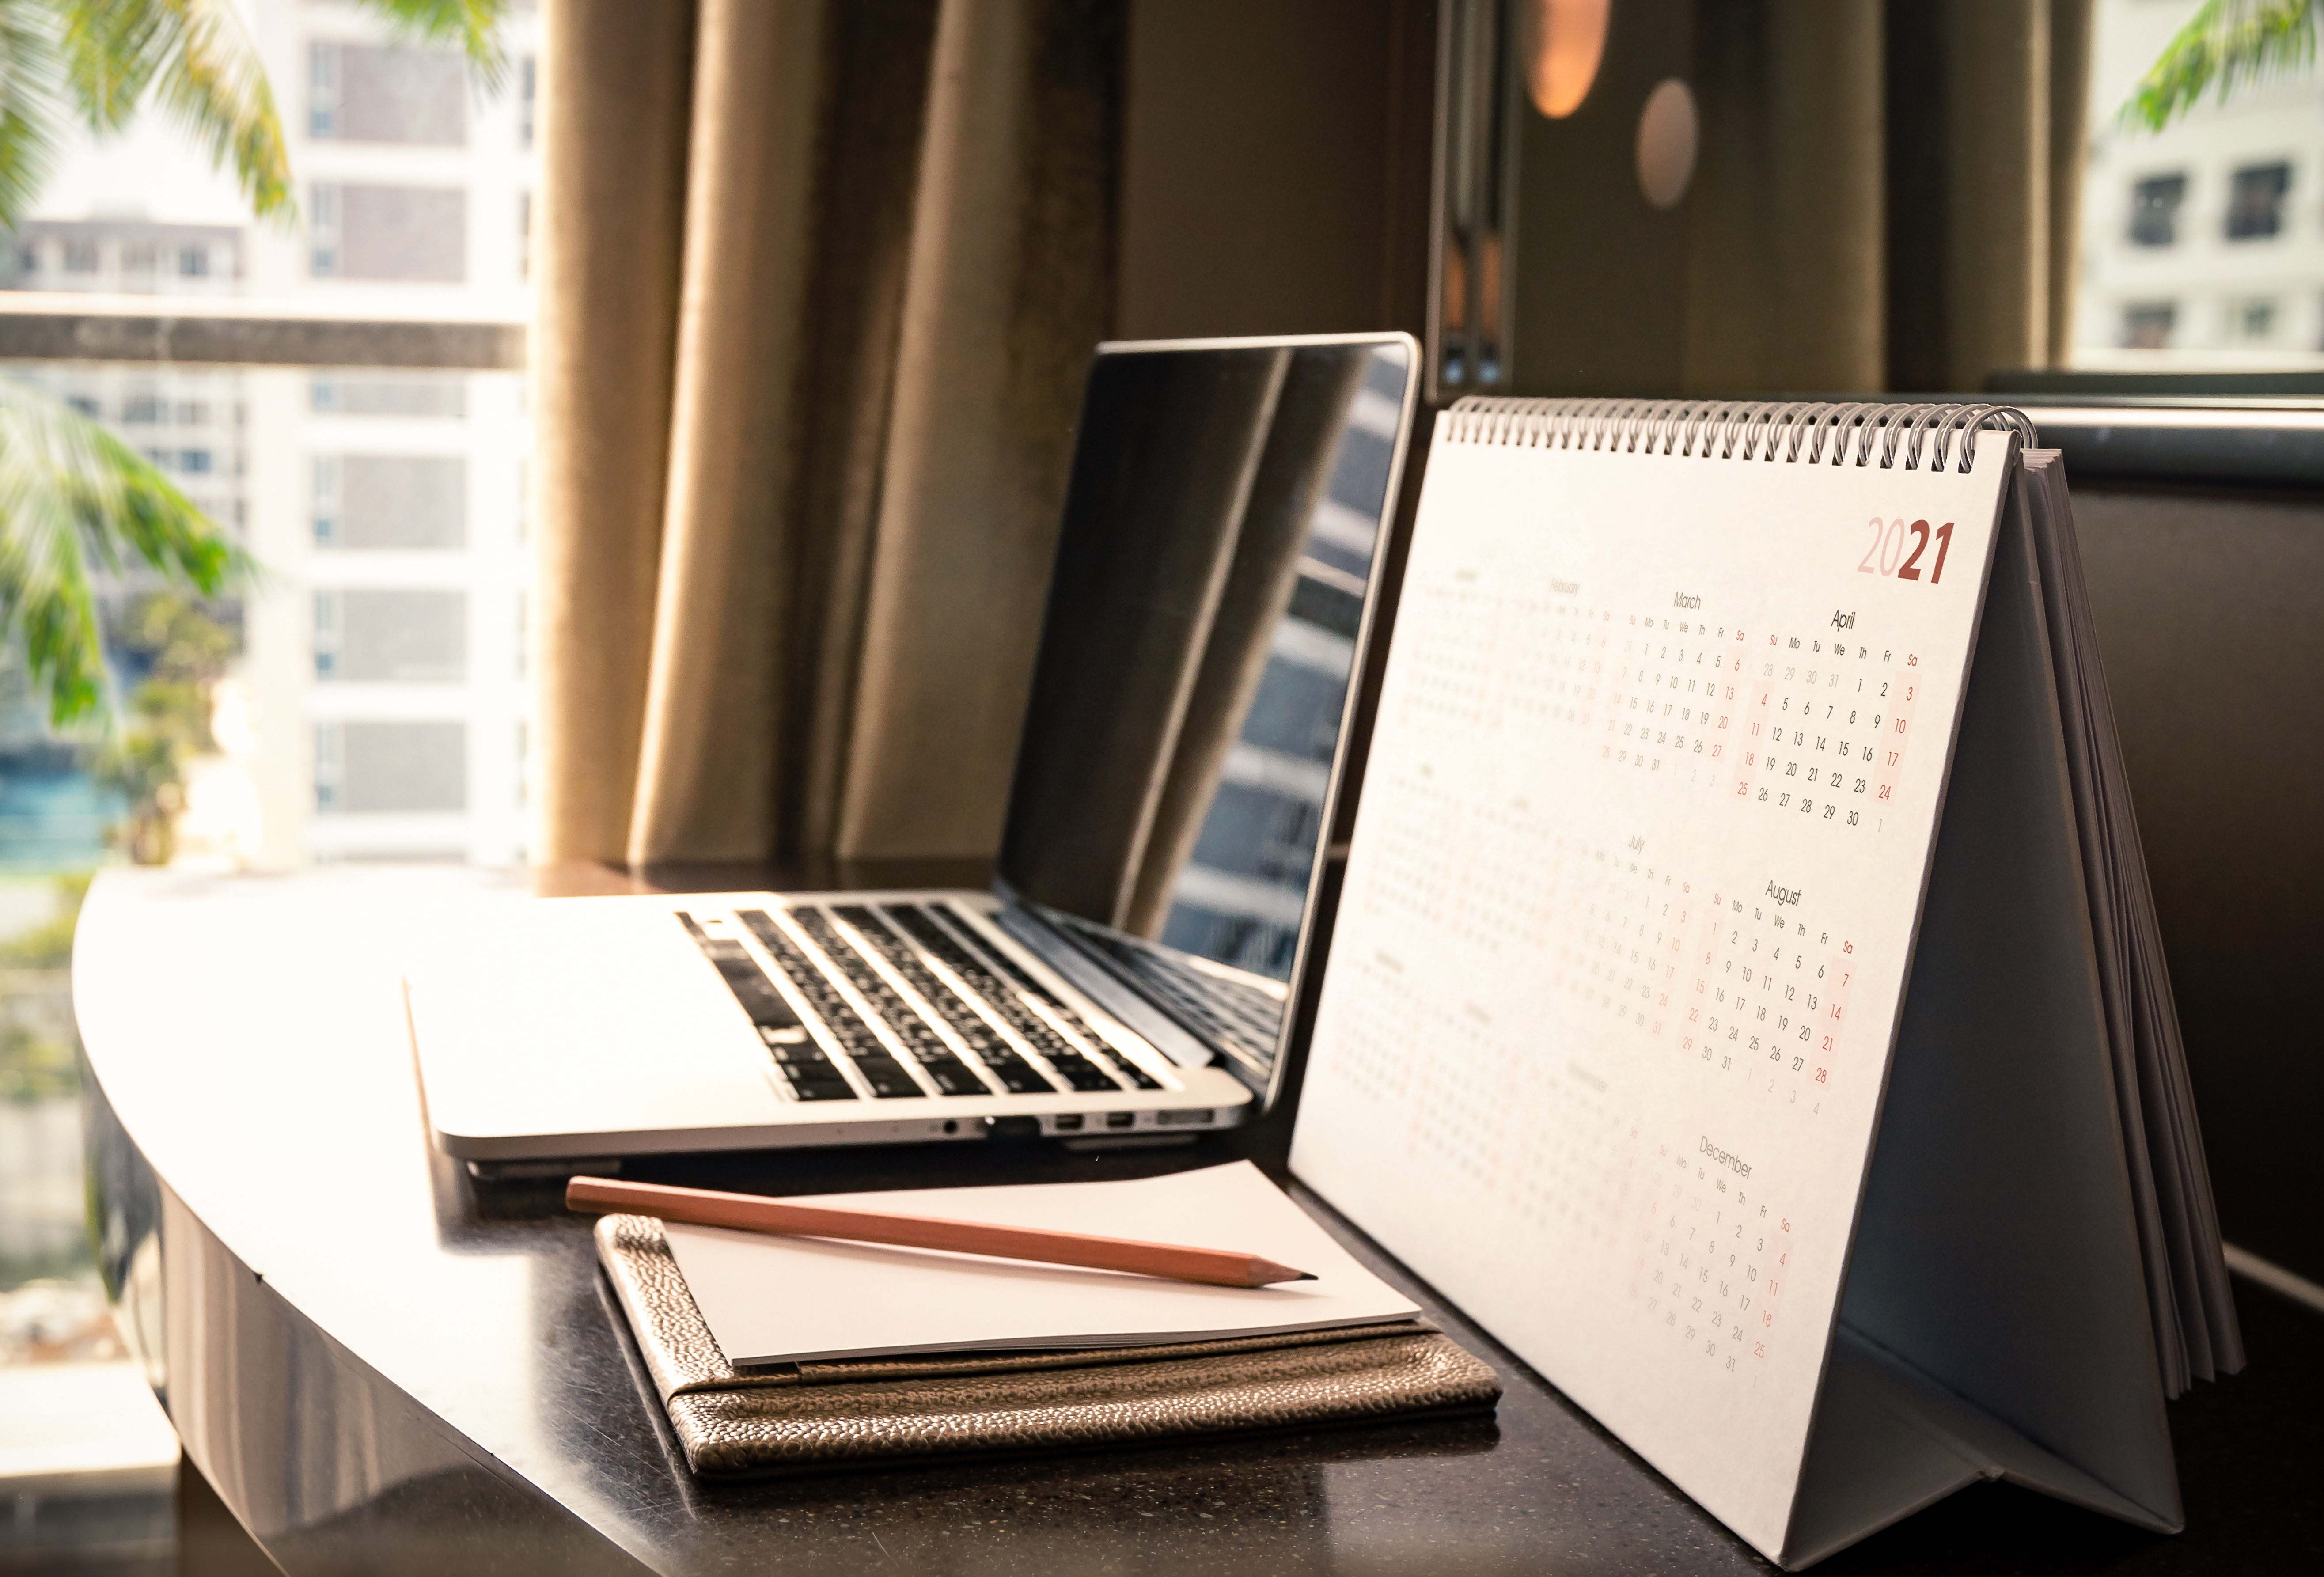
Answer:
1292 401 2242 1569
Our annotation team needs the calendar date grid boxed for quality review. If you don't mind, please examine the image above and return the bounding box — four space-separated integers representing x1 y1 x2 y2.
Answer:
1388 578 1940 839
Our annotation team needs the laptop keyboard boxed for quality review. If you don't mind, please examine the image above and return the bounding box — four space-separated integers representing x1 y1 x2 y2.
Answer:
818 908 1053 1093
725 912 922 1099
874 906 1160 1092
685 903 1164 1103
1051 914 1284 1074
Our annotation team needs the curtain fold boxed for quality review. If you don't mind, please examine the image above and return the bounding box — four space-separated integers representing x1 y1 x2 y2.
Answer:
627 0 829 865
1678 0 2094 396
532 0 1117 869
837 0 1123 860
531 1 695 866
1685 0 1885 394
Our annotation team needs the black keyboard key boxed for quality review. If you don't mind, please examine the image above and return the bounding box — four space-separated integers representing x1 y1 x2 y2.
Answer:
1051 1058 1121 1092
788 1075 858 1101
853 1058 922 1099
988 1061 1051 1094
766 1042 833 1067
915 1058 985 1095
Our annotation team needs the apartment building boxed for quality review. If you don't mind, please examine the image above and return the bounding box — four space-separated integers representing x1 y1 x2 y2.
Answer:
2076 0 2324 360
6 0 541 868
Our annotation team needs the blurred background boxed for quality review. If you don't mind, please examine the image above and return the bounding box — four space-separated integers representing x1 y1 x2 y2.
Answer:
6 0 2320 1568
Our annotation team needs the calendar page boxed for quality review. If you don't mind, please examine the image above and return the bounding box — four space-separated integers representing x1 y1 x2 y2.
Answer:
1292 422 2015 1558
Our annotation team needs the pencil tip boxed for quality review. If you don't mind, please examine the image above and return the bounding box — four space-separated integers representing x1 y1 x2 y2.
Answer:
1295 1272 1318 1281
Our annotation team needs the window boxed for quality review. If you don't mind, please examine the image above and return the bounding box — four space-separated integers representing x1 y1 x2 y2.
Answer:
519 55 536 148
310 375 467 418
309 41 341 137
2122 301 2177 349
62 240 95 273
2225 161 2291 240
2128 173 2186 246
314 721 468 812
2230 297 2279 341
67 396 98 417
178 449 212 474
178 245 209 277
310 183 339 275
312 590 467 682
312 454 466 548
310 182 466 282
309 43 467 146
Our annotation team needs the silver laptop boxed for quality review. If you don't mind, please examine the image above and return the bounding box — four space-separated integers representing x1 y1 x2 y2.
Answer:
408 333 1420 1164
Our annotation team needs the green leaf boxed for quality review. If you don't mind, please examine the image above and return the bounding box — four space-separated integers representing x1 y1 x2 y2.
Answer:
0 379 253 729
2119 0 2322 133
0 1 71 233
355 0 514 95
49 0 293 219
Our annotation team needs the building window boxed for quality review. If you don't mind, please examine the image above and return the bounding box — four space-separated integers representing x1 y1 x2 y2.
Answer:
67 396 98 417
178 449 212 474
2230 297 2279 342
308 182 464 283
2226 162 2291 240
311 454 467 548
179 245 209 277
519 55 536 148
315 722 344 809
314 589 340 679
2121 301 2177 349
314 721 468 813
310 42 466 146
310 41 341 138
312 455 340 546
312 590 467 683
2129 174 2187 247
311 182 340 276
310 375 467 419
62 239 97 273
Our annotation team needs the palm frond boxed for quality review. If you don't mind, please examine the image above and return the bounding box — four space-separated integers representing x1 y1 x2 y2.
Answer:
0 379 252 728
0 1 71 232
52 0 151 133
2119 0 2322 133
52 0 292 219
355 0 512 95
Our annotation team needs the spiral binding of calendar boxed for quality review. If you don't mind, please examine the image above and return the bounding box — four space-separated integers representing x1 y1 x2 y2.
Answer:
1441 398 2036 474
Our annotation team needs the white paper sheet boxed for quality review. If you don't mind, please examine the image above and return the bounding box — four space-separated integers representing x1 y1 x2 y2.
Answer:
660 1161 1420 1365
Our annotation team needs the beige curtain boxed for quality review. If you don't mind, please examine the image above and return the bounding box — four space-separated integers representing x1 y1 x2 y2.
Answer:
531 0 1120 870
1683 0 2094 394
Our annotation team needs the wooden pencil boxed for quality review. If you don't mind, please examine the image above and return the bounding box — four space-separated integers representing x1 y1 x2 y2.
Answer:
565 1176 1316 1288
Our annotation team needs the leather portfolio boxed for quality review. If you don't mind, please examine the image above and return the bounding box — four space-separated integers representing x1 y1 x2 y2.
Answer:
595 1212 1502 1477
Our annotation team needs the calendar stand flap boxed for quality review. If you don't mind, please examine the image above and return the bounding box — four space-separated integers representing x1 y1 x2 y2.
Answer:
1815 478 2180 1543
1782 1328 2177 1569
1780 1334 1987 1569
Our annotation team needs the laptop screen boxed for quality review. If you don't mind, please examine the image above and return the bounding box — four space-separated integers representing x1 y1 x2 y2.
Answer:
996 335 1415 1069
